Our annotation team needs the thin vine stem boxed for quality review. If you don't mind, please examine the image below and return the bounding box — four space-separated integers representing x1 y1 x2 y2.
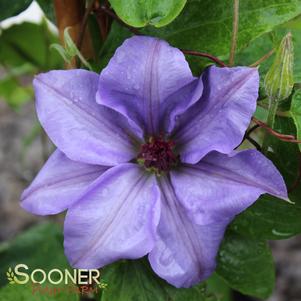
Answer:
76 0 96 52
181 50 227 67
252 117 301 143
250 49 275 67
229 0 239 66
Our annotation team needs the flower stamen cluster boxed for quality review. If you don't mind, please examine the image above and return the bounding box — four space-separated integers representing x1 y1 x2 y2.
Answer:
137 136 179 174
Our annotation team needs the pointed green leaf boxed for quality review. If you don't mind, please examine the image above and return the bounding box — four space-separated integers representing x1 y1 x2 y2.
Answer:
144 0 301 59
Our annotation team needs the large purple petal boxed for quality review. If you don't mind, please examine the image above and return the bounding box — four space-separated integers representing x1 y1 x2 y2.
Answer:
97 36 199 136
171 149 288 225
34 70 142 166
149 176 229 288
21 149 107 215
173 66 259 164
64 163 160 269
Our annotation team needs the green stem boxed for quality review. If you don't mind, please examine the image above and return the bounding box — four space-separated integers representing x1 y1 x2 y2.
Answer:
262 98 278 154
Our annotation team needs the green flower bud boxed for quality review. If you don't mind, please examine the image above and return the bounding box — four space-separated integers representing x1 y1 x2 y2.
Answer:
264 32 294 102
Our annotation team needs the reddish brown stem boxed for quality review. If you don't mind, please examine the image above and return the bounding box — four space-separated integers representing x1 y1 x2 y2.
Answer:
252 117 301 143
181 50 227 67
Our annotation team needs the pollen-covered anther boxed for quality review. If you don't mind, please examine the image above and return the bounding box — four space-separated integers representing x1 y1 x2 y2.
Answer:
137 136 179 173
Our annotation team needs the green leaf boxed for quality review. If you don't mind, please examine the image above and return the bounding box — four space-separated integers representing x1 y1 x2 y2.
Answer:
0 0 32 21
101 258 212 301
0 223 70 288
236 33 275 77
206 273 232 301
0 75 33 110
267 115 300 186
290 89 301 151
109 0 187 28
36 0 56 23
216 232 275 299
230 194 301 240
0 21 63 70
144 0 301 59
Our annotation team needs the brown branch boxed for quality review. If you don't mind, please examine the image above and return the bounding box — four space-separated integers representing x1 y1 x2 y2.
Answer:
54 0 94 69
93 0 110 40
252 117 301 143
249 49 275 67
76 0 96 52
229 0 239 66
181 50 227 67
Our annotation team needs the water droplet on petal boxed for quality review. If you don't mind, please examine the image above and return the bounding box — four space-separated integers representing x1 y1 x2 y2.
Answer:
115 50 125 63
101 188 109 197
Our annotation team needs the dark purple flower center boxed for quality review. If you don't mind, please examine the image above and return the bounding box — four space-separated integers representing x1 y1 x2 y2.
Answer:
137 136 179 174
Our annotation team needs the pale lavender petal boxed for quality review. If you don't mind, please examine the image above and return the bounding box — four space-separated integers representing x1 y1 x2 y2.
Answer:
149 176 229 288
164 78 203 134
173 66 259 164
97 36 199 136
34 69 142 166
64 163 160 269
21 149 107 215
171 149 288 225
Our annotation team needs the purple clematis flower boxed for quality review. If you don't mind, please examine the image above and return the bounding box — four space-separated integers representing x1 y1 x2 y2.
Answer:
21 36 288 288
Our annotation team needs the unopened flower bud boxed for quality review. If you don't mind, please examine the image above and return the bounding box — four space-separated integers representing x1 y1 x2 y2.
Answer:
264 32 294 102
